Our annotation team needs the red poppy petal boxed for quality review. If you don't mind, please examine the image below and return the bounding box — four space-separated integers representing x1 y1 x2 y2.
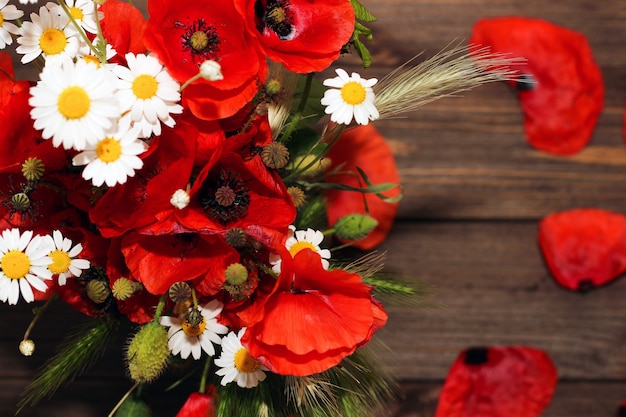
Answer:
100 0 147 57
470 17 604 155
538 208 626 292
435 346 557 417
325 125 401 250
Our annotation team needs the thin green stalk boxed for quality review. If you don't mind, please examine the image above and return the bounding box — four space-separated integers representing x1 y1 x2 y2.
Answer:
279 73 314 142
199 355 212 393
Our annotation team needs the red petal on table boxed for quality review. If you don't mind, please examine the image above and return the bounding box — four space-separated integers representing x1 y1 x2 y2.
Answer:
435 346 557 417
538 208 626 292
470 17 604 155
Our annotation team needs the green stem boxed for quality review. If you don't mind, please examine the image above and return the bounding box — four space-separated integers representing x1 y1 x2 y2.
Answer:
57 0 101 59
23 293 57 342
198 355 212 393
107 381 140 417
191 288 199 309
152 294 168 324
279 73 314 142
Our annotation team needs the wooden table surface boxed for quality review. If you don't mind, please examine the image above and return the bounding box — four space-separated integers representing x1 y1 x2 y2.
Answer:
2 0 626 416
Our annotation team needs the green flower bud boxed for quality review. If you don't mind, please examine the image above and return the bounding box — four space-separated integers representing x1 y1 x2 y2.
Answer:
126 322 169 383
112 278 141 301
334 214 378 241
86 280 110 304
225 263 248 285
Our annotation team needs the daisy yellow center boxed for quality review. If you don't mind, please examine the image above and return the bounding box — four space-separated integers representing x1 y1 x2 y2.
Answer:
132 74 159 99
181 315 207 337
83 55 101 67
39 28 67 56
340 81 367 105
0 12 4 26
234 348 261 373
69 6 84 20
96 138 122 163
48 250 71 274
58 86 91 120
1 250 30 280
289 241 316 257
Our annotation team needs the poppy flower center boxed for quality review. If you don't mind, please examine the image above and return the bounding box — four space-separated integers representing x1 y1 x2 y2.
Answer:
1 250 30 280
288 241 316 257
256 0 295 40
234 348 261 373
58 86 91 120
180 18 220 63
132 74 159 99
340 81 367 105
199 168 250 224
182 312 207 337
69 6 83 20
96 138 122 163
39 28 67 55
48 250 71 274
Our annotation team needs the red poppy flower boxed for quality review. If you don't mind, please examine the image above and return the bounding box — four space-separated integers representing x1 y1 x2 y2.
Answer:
100 0 148 60
148 150 295 243
106 238 162 324
241 249 387 376
235 0 355 73
89 121 208 238
120 232 239 296
435 346 557 417
143 0 267 121
175 387 217 417
538 208 626 292
325 125 401 250
470 17 604 155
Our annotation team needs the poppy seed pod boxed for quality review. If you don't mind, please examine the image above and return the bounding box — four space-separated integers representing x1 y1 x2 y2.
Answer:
470 17 604 155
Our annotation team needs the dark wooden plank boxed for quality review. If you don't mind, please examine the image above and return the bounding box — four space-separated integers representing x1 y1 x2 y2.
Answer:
343 0 626 220
375 221 626 381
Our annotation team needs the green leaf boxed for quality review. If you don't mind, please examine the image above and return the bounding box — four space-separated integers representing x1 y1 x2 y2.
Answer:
352 34 373 68
17 318 116 413
356 166 404 203
350 0 377 22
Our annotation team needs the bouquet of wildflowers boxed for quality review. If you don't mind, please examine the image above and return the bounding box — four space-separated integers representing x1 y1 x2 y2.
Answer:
0 0 519 415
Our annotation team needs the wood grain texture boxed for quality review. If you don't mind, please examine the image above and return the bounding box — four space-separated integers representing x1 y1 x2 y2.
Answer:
2 0 626 416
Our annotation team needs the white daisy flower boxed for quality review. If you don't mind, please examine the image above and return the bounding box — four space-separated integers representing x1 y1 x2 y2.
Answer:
29 58 121 151
16 4 80 64
43 230 90 286
113 52 183 138
0 0 23 49
159 299 229 360
270 225 331 274
215 328 268 388
321 68 379 126
19 0 38 4
72 118 147 187
64 0 100 34
0 229 53 305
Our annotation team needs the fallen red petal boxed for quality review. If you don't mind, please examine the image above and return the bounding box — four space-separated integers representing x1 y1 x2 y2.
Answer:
470 17 604 155
538 208 626 292
435 346 557 417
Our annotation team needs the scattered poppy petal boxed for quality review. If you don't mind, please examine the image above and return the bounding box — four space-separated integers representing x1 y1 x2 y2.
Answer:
538 208 626 292
470 17 604 155
435 346 557 417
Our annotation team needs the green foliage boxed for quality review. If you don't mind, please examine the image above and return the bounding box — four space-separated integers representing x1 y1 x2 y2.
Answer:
114 393 152 417
17 318 115 413
349 0 377 68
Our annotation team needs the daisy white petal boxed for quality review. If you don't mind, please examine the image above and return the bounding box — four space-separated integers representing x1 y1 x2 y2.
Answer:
321 68 379 126
0 229 52 305
214 328 268 388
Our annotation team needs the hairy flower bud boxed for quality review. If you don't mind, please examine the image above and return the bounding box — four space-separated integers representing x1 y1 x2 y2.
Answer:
19 339 35 356
333 213 378 241
126 322 170 383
